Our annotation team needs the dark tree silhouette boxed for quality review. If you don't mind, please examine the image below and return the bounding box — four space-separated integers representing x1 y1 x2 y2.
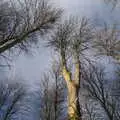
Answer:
0 0 62 54
39 63 66 120
82 65 120 120
0 79 27 120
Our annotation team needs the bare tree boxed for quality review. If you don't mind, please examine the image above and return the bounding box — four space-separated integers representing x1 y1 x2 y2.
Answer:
0 0 62 54
0 79 27 120
39 64 66 120
94 23 120 62
51 62 67 120
47 17 93 120
82 64 120 120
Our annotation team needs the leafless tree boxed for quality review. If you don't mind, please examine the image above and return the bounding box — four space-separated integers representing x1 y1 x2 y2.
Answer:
82 64 120 120
0 0 62 55
47 17 93 120
94 23 120 63
38 63 66 120
0 79 27 120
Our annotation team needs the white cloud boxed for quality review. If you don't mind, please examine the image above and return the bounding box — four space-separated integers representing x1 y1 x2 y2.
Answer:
53 0 103 17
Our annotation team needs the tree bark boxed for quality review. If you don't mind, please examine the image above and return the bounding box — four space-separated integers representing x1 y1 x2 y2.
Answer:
67 81 81 120
62 56 81 120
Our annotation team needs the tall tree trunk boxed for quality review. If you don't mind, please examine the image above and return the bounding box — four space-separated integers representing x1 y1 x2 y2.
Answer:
67 81 81 120
62 56 81 120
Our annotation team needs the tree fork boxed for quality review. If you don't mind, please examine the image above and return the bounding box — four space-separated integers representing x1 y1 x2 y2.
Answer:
61 56 82 120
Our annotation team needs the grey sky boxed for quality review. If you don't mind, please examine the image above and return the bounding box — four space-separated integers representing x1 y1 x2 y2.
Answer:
8 0 119 85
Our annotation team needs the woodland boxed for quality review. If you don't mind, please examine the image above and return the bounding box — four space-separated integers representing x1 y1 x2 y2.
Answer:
0 0 120 120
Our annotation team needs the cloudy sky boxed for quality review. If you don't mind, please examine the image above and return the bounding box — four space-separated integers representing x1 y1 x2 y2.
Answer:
8 0 119 85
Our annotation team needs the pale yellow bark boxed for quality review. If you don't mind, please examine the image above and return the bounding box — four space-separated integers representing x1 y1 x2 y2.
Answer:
67 81 81 120
61 56 81 120
74 62 80 86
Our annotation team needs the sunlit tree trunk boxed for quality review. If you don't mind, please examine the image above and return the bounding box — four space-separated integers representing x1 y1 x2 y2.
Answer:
67 81 81 120
62 55 81 120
